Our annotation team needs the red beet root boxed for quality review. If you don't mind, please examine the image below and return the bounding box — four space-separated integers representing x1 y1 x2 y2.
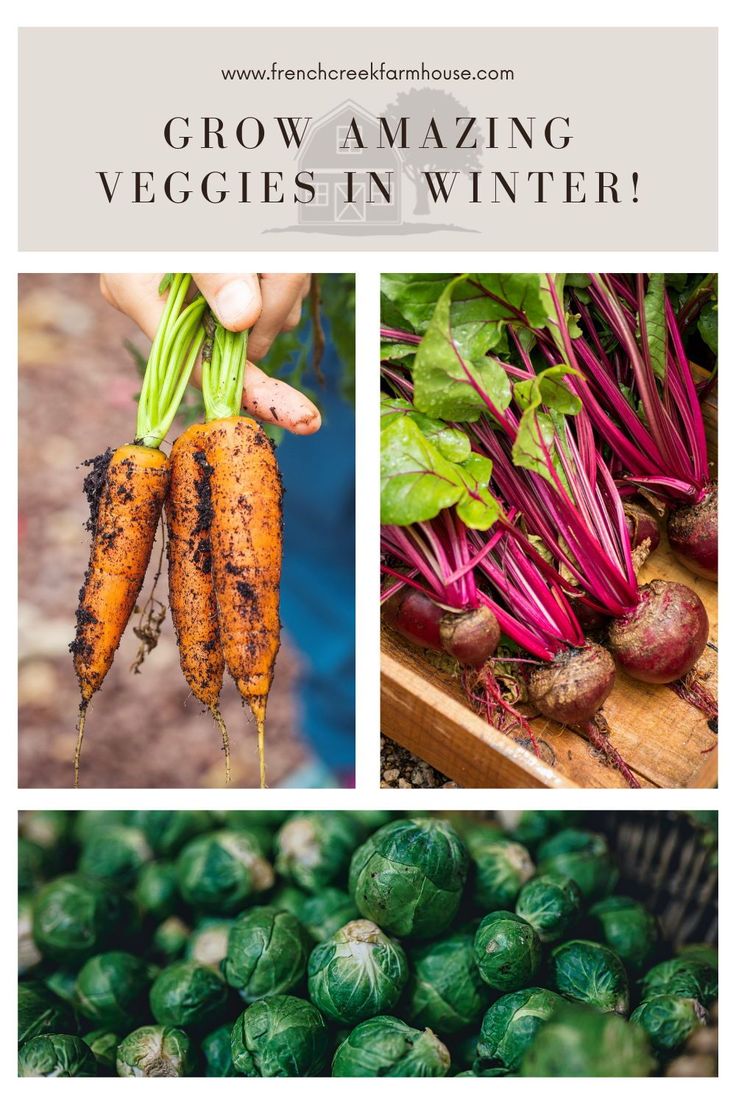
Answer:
383 587 500 668
667 483 718 580
527 643 616 726
570 596 608 636
608 579 709 684
624 500 661 568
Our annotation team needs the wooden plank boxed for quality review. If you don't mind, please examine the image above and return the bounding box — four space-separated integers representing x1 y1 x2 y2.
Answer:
381 637 576 789
382 628 649 789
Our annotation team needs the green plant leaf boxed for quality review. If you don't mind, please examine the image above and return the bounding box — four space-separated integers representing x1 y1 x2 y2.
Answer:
380 417 499 530
455 455 501 529
381 274 457 332
511 366 580 485
642 273 667 380
380 396 471 463
380 343 419 363
697 301 718 355
381 273 512 355
413 276 512 422
380 417 465 525
514 366 582 417
472 273 549 328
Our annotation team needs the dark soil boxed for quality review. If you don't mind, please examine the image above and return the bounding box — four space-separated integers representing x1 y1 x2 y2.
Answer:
380 735 458 789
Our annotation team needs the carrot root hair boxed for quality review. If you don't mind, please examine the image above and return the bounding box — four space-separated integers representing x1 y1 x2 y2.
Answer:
210 705 232 786
247 696 268 789
74 701 89 788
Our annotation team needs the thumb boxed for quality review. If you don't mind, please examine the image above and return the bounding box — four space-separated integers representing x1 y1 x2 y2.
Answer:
193 273 263 331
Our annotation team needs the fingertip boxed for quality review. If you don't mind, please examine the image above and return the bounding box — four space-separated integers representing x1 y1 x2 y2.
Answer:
216 279 261 331
291 406 322 435
195 275 262 332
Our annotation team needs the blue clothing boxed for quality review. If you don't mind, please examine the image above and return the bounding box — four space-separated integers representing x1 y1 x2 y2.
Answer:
276 336 355 775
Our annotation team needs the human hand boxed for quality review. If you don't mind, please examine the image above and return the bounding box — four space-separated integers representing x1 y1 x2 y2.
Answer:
100 272 320 434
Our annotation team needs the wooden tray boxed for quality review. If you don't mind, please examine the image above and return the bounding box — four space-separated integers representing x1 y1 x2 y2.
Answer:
381 388 718 790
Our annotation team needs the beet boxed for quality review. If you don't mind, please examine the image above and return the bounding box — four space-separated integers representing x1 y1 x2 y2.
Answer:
383 588 500 668
439 606 501 667
667 483 718 580
570 596 607 636
607 579 709 684
624 500 661 567
527 643 616 726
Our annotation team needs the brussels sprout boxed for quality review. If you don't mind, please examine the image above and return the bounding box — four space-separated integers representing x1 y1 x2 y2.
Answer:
349 818 469 939
231 995 329 1077
511 811 583 850
515 874 581 943
19 838 48 893
18 1033 97 1077
520 1005 655 1077
18 981 77 1045
269 884 308 916
308 919 408 1025
132 810 214 856
224 811 288 830
83 1028 120 1071
456 1067 511 1077
135 861 181 919
404 932 489 1034
186 918 234 975
220 818 274 856
75 951 153 1030
641 956 717 1004
18 895 42 974
297 887 359 942
476 988 566 1071
276 812 365 892
222 907 312 1000
19 811 72 854
468 836 535 913
458 820 505 848
32 874 131 964
352 811 397 832
201 1022 238 1076
149 961 228 1027
589 895 658 970
44 968 79 1005
678 943 718 970
176 830 274 914
332 1015 450 1077
153 917 191 961
78 826 152 887
549 939 629 1013
473 912 541 991
631 995 707 1054
73 811 133 845
537 829 618 902
116 1024 195 1077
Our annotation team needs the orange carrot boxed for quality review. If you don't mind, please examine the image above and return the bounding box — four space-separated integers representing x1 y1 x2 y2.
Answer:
207 415 283 788
72 444 170 703
165 422 231 781
199 323 283 787
70 274 207 785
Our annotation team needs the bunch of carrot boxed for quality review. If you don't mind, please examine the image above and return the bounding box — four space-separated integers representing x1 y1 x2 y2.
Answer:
70 275 283 788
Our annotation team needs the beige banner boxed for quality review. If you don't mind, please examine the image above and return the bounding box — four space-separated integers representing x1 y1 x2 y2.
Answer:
19 27 717 250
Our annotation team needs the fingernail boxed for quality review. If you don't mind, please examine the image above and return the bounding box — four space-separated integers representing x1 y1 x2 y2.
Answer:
295 401 322 433
214 280 256 329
